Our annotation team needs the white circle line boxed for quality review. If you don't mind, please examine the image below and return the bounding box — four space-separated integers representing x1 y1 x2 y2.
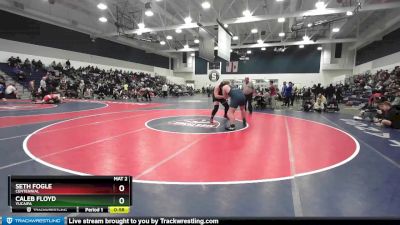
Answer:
0 103 58 112
22 110 360 185
0 101 109 118
145 115 249 135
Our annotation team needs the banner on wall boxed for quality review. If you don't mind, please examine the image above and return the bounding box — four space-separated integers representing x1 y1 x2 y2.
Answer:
226 61 238 73
208 62 221 82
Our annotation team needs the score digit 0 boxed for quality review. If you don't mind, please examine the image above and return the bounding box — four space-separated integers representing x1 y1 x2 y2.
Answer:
119 197 125 205
118 185 125 192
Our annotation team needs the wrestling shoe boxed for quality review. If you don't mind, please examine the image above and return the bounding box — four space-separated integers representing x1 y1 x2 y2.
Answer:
226 124 236 131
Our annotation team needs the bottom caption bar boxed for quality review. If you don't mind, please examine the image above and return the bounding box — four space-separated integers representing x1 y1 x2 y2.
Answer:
11 207 126 214
1 217 400 225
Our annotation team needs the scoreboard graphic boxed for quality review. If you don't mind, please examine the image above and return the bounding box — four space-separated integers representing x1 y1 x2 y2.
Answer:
8 176 132 213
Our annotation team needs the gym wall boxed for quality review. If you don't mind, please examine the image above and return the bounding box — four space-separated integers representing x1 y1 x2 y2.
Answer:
354 28 400 73
0 10 173 70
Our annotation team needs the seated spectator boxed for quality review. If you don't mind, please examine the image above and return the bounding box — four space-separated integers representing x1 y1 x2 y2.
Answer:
15 56 21 65
376 101 400 129
5 83 18 99
7 56 15 67
23 58 31 70
392 89 400 106
0 81 5 101
13 66 27 81
353 90 384 121
84 87 92 99
56 62 63 71
37 60 43 70
314 93 327 113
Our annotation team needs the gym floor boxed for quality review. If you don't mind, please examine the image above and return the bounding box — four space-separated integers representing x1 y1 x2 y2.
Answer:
0 96 399 217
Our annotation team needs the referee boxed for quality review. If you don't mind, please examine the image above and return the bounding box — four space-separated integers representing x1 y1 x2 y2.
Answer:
242 77 255 114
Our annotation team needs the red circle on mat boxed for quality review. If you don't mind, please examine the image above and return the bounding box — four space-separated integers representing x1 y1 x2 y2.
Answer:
25 109 359 184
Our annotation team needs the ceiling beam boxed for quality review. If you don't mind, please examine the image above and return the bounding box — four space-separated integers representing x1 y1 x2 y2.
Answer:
0 1 172 57
160 38 358 53
106 2 400 36
348 12 400 50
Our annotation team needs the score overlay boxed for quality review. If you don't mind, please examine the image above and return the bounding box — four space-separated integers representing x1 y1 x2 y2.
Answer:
8 176 132 213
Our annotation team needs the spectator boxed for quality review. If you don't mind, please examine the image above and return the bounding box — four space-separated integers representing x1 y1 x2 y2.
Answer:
377 101 400 129
23 58 31 70
243 77 255 114
162 83 168 98
66 59 71 69
5 83 18 99
8 56 16 67
281 81 287 106
268 80 277 108
392 89 400 106
0 80 5 101
314 93 327 113
325 84 335 101
40 76 47 98
15 57 21 65
284 82 293 107
37 60 43 70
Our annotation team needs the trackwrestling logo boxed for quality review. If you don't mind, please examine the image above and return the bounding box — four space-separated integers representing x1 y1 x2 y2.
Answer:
168 119 220 129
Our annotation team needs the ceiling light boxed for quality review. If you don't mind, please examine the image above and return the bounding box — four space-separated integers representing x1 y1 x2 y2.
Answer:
184 44 189 49
307 23 313 27
279 32 285 37
194 39 200 44
332 27 340 33
224 24 228 28
299 45 304 48
214 46 218 50
97 3 107 10
346 11 353 16
247 50 252 54
166 35 173 40
303 35 310 42
184 16 192 24
261 47 266 51
155 0 163 2
317 46 323 51
232 36 239 40
230 49 233 52
251 28 258 34
315 1 326 10
201 1 211 9
175 29 182 33
138 22 145 29
160 41 166 45
145 9 154 17
276 0 284 2
278 17 285 23
257 39 263 44
243 9 251 17
98 17 107 23
191 53 195 57
137 31 142 35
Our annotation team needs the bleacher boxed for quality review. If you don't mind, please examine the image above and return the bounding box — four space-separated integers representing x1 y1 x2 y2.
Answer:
0 63 45 90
